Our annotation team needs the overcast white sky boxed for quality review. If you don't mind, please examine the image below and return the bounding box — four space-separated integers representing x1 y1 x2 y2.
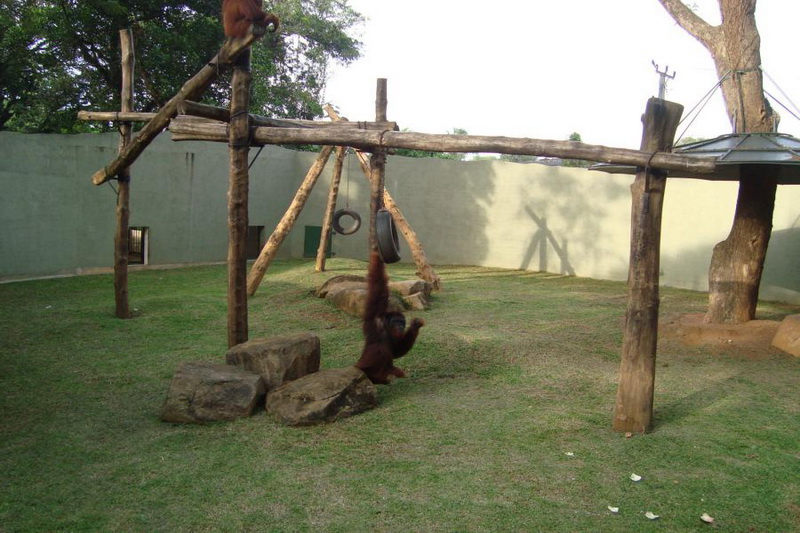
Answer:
324 0 800 150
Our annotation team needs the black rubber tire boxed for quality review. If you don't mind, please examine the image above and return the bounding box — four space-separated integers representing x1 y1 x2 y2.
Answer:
332 208 361 235
376 208 401 263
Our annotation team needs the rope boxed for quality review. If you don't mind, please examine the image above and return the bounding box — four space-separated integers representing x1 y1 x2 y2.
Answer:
764 89 800 123
762 67 800 118
675 70 730 144
642 151 660 215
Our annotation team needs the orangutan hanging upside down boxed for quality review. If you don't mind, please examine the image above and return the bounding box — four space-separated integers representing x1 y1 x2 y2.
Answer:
355 252 425 384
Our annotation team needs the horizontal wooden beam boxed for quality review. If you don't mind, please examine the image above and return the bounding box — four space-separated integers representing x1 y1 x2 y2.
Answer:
168 121 717 175
78 105 399 132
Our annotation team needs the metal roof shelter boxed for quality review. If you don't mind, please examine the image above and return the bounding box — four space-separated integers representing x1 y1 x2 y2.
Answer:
591 132 800 184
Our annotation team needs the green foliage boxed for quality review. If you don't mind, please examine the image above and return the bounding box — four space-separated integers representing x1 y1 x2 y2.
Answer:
0 0 363 132
562 131 591 167
1 260 798 531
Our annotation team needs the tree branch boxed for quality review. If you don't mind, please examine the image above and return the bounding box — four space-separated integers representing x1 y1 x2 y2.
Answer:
657 0 718 50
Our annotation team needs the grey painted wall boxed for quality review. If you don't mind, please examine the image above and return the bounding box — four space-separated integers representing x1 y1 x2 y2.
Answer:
2 131 798 304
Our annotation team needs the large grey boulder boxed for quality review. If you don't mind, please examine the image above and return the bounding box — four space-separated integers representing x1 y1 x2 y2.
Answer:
226 332 321 391
161 362 265 424
266 367 377 426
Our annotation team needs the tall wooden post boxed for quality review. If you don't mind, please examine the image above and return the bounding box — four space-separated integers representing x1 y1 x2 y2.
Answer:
114 29 135 319
612 98 683 433
227 52 252 347
316 146 346 272
369 79 388 253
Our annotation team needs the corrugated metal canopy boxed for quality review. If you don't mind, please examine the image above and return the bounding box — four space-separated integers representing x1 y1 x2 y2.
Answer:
590 132 800 184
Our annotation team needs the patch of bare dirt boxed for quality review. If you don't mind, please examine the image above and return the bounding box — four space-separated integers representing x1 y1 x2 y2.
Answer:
659 313 782 359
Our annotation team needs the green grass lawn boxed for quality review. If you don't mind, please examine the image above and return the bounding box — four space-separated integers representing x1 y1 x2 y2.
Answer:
1 259 798 532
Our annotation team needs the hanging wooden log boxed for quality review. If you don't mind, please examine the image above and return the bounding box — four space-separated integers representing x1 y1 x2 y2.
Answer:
90 33 262 186
114 28 135 320
315 146 347 272
168 121 716 175
323 106 442 289
247 146 336 296
227 52 253 347
612 97 683 434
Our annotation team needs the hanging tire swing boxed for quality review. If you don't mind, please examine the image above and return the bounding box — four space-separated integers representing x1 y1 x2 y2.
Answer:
376 208 401 264
332 208 361 235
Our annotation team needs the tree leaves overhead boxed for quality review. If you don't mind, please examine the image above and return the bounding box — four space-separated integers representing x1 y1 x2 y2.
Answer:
0 0 363 132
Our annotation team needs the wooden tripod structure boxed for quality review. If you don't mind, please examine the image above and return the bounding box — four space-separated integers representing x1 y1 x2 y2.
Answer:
83 24 717 434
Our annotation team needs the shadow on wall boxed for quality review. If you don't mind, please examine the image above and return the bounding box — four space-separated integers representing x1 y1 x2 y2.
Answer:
763 226 800 293
516 167 630 277
520 207 576 275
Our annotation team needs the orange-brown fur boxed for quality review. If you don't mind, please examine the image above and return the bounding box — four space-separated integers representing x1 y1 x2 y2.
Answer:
222 0 279 38
354 253 424 384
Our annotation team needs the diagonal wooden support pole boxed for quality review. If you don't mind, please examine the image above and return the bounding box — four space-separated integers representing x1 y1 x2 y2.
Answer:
315 146 347 272
246 146 336 296
91 33 263 186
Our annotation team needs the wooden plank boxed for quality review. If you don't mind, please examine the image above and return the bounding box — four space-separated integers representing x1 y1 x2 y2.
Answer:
612 97 683 434
168 121 717 175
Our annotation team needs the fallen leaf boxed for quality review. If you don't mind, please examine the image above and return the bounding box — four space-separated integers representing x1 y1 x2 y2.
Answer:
701 513 715 523
625 432 633 438
565 452 575 457
607 506 619 514
645 511 660 520
630 473 642 482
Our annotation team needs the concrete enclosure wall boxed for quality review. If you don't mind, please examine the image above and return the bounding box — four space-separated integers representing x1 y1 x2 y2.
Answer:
1 131 799 304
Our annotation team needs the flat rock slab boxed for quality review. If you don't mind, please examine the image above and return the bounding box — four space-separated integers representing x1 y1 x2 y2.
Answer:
266 367 377 426
772 314 800 357
161 362 265 424
226 332 321 391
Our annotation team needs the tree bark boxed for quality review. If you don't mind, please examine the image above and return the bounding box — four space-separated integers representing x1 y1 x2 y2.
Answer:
613 98 683 434
114 29 134 320
658 0 779 324
705 166 777 323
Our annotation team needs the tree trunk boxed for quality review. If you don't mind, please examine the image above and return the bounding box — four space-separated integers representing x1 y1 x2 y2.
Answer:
657 0 779 324
705 167 777 323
